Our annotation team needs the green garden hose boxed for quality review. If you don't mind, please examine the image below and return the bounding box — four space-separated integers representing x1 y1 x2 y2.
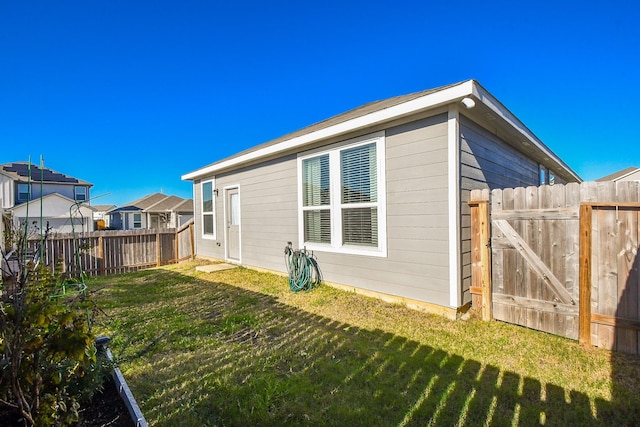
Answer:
284 242 321 292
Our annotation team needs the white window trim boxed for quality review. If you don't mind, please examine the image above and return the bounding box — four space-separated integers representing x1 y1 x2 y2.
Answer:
133 213 142 229
74 186 87 201
201 178 217 240
297 131 387 257
18 183 30 201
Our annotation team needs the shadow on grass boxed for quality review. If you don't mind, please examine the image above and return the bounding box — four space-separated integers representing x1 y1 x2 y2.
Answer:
95 267 639 427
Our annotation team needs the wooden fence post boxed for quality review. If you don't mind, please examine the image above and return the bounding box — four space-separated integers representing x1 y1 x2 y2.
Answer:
156 232 161 267
189 222 195 260
174 229 179 264
98 235 105 276
579 203 592 346
479 200 492 320
469 198 492 320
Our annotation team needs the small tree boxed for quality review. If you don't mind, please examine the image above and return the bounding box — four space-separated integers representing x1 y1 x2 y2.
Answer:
1 217 97 426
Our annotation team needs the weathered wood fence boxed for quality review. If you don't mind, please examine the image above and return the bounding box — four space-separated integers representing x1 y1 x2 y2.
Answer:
28 220 195 277
470 181 640 354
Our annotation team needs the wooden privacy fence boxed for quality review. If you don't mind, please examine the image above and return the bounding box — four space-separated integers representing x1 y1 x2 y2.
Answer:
28 220 195 277
470 181 640 354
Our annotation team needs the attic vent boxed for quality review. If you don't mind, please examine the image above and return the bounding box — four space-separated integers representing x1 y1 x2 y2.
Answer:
482 112 496 121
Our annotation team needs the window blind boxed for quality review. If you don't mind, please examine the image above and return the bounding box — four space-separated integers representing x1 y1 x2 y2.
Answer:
302 154 331 243
342 207 378 246
341 143 377 204
341 143 377 246
304 210 331 243
302 155 330 207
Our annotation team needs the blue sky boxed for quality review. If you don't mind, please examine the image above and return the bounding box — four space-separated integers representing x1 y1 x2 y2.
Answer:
1 1 638 206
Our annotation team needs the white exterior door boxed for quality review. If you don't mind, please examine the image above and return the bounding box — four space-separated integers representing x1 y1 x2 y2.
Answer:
225 187 241 262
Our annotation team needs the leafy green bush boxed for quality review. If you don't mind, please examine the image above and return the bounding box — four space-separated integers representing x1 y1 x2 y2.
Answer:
0 220 100 426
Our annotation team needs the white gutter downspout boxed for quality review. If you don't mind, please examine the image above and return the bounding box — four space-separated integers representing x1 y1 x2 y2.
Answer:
447 104 461 308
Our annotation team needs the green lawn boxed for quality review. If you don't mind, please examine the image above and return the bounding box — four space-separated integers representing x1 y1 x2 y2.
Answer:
89 261 640 426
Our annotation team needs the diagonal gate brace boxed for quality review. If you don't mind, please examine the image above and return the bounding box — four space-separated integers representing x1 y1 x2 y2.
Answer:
493 219 575 305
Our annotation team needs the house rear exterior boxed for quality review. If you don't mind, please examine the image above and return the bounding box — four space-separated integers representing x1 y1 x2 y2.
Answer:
0 162 94 233
182 80 580 316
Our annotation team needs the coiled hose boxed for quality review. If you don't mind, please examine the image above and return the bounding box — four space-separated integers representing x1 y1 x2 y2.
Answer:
284 242 321 292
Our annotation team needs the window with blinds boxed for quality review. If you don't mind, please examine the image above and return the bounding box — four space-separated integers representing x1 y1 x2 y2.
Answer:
302 155 330 243
341 143 377 246
201 179 216 238
298 132 386 256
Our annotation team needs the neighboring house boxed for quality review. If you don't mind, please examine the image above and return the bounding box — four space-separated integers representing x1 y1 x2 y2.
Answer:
596 166 640 182
182 80 581 317
109 193 193 230
9 193 95 233
0 162 94 233
92 204 117 229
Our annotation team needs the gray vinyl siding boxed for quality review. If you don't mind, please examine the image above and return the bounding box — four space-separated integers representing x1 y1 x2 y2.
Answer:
193 113 452 307
301 114 451 306
458 115 540 304
194 155 299 271
28 183 88 203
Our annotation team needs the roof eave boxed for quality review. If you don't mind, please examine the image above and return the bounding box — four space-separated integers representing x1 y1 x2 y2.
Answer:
182 80 477 181
471 82 582 183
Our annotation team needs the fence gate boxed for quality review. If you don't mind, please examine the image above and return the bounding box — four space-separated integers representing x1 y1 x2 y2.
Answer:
471 182 640 353
488 185 581 340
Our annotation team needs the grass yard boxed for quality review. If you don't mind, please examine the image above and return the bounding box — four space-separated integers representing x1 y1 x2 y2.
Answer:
89 261 640 426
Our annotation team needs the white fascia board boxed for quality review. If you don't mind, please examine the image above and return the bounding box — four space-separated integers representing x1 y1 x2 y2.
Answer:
182 80 476 181
472 84 581 182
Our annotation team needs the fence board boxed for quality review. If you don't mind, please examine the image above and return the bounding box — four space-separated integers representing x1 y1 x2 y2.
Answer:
565 182 581 339
491 189 506 322
614 182 639 353
525 186 540 330
595 182 618 349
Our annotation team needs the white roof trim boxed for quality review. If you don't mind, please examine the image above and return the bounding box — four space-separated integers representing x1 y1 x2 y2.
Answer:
182 81 476 180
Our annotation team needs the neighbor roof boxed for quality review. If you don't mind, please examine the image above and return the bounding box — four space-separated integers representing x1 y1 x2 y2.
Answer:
110 193 193 213
146 195 190 212
0 162 92 186
172 198 194 213
182 79 580 183
92 204 117 212
596 166 640 182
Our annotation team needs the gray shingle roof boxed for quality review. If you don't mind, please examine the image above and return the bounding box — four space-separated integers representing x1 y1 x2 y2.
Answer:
111 193 193 213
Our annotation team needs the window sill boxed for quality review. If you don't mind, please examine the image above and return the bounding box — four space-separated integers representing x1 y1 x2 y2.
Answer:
301 242 387 258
